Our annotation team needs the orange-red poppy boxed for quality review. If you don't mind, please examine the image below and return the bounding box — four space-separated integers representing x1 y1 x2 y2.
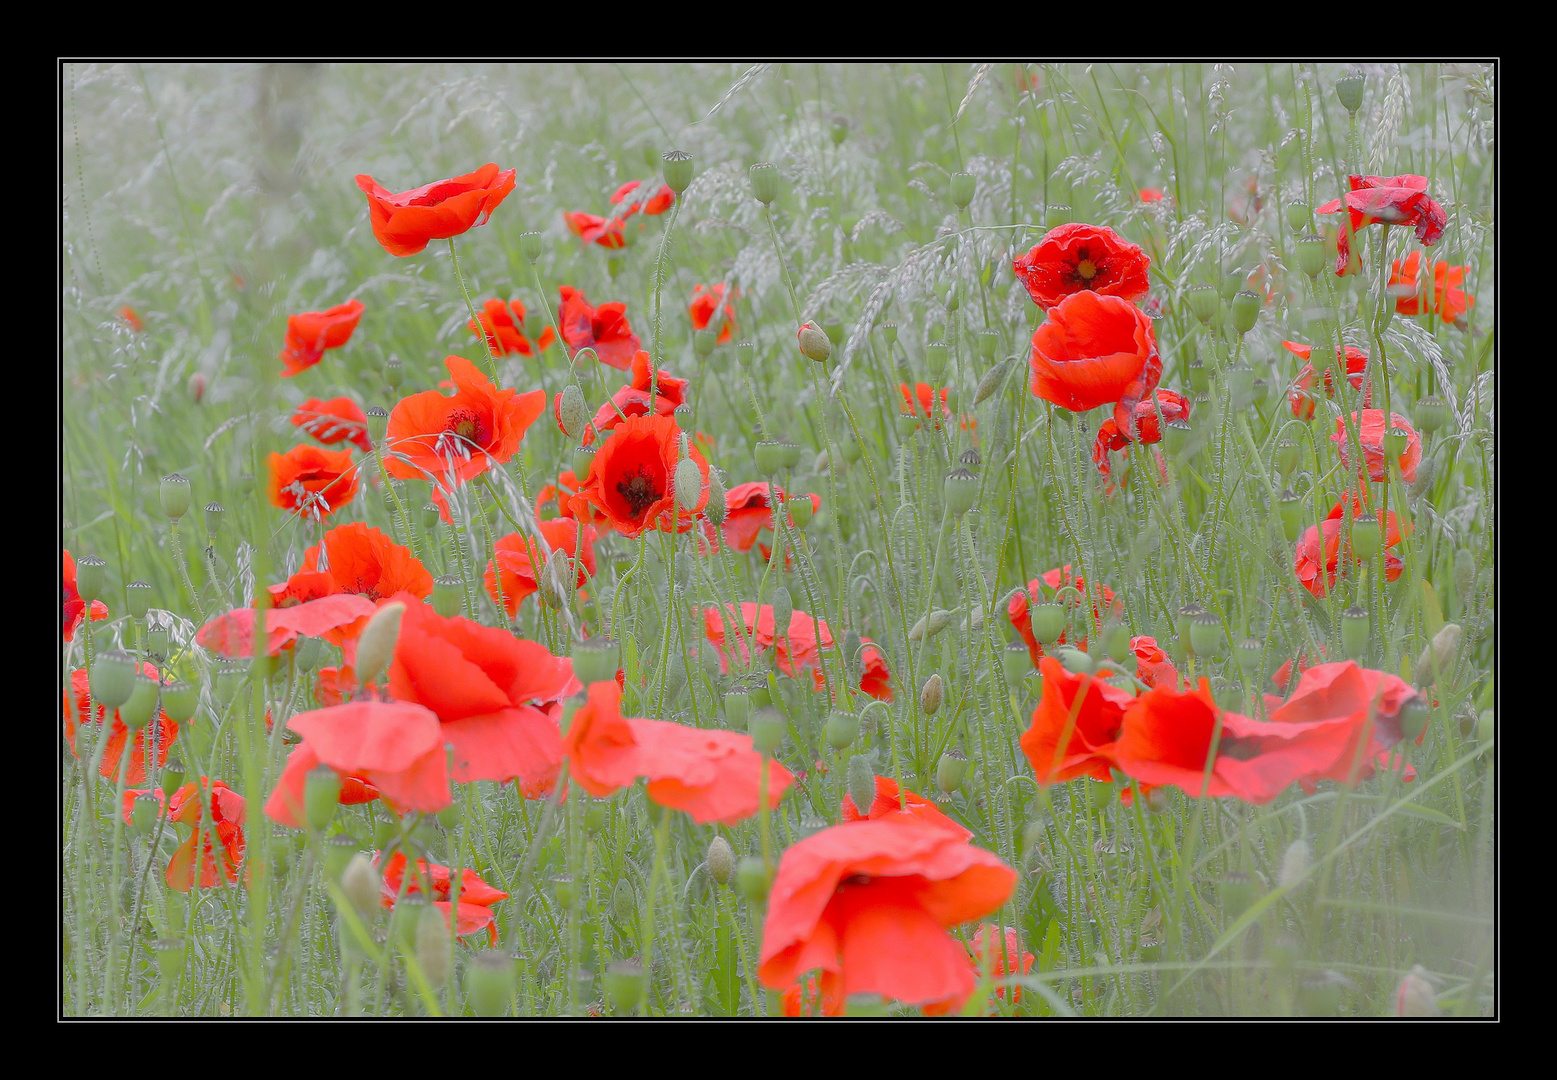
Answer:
484 517 598 617
355 164 516 257
840 774 969 838
468 298 555 356
1139 188 1165 204
267 444 359 520
569 350 690 440
1332 410 1422 484
279 299 365 377
718 481 821 554
536 468 613 532
384 355 545 493
124 778 246 891
899 382 951 420
1019 656 1138 785
1268 660 1422 785
298 522 435 604
611 180 674 216
62 550 108 642
1028 291 1161 431
563 681 792 824
1013 223 1151 311
292 396 372 453
1273 646 1326 693
377 851 508 944
1389 252 1474 324
759 814 1017 1015
386 595 577 794
1316 174 1447 275
1282 339 1373 415
689 283 737 345
564 211 627 250
1130 635 1180 690
972 924 1035 1004
570 413 707 538
119 305 143 332
196 593 378 659
1007 566 1121 668
703 603 894 702
1293 498 1408 599
557 286 641 369
1092 388 1190 478
64 663 179 784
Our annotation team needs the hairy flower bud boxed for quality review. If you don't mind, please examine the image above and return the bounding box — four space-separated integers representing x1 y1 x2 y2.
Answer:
557 384 588 441
797 323 832 364
674 455 704 513
846 755 876 815
1415 623 1462 686
707 836 735 886
920 673 944 717
355 601 405 687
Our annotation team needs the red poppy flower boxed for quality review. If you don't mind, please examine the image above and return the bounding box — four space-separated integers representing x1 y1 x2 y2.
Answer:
196 593 380 658
972 924 1035 1003
124 778 246 891
759 814 1017 1014
611 180 674 216
355 164 516 257
292 396 372 453
570 413 708 538
377 851 508 944
120 306 143 332
278 299 365 377
1139 188 1165 204
62 550 109 642
899 382 951 421
387 595 577 793
1332 410 1421 484
468 298 555 357
1091 388 1191 478
570 351 690 440
1293 499 1408 599
484 517 598 617
64 663 179 784
557 287 642 370
1316 174 1448 275
265 700 451 828
536 468 613 532
1273 646 1326 693
1020 657 1138 785
1282 340 1373 414
1007 566 1121 668
718 481 821 554
564 211 628 250
1269 660 1422 784
299 522 435 604
1013 223 1151 311
1028 291 1162 431
703 603 894 702
1389 252 1474 325
689 283 737 345
267 444 359 520
383 355 546 492
1130 635 1181 690
562 681 792 824
840 775 969 838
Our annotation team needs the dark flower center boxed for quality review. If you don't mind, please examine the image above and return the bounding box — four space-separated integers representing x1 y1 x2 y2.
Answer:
615 466 663 517
1076 258 1098 280
444 406 488 446
1217 735 1268 762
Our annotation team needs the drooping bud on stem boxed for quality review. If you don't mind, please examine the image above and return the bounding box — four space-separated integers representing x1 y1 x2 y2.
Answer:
797 323 831 364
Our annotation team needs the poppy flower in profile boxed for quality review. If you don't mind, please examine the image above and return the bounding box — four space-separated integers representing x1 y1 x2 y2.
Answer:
1281 340 1373 413
1293 499 1407 599
1020 657 1139 785
840 775 969 838
279 299 365 377
703 603 895 703
387 595 577 794
1268 660 1422 784
120 306 143 332
689 283 737 344
557 286 642 369
1007 566 1121 668
292 396 372 453
718 481 821 554
759 814 1017 1016
196 593 380 658
564 211 628 250
1028 291 1162 431
611 180 674 216
899 382 951 421
469 298 555 356
570 413 708 538
972 924 1035 1004
573 351 690 439
1316 174 1448 275
1332 410 1421 483
1013 223 1151 311
355 164 516 257
265 700 451 828
299 522 435 604
124 778 246 891
1139 188 1165 204
1091 388 1191 478
267 444 360 521
1130 635 1180 691
377 851 509 944
62 550 109 642
1389 252 1474 325
384 355 546 492
484 517 599 617
562 681 793 824
64 663 179 784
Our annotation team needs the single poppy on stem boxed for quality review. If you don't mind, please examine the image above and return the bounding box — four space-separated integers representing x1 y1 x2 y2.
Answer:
557 286 642 370
267 444 360 521
279 299 365 377
1028 291 1162 433
1012 223 1151 310
355 164 516 257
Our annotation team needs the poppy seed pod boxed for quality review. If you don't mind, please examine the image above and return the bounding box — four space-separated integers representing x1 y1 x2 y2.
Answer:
415 904 452 988
1227 362 1256 408
977 329 1000 361
571 443 599 485
1384 426 1411 462
304 764 344 832
1220 871 1259 922
896 411 920 439
1295 234 1328 278
786 494 814 530
949 171 976 210
694 328 717 357
925 341 949 381
384 356 404 390
1231 291 1261 335
662 149 694 195
1275 439 1300 478
1234 638 1263 677
674 456 704 513
1002 641 1030 685
364 406 389 449
825 709 860 750
572 635 619 688
1176 603 1205 656
131 793 160 835
1285 203 1311 232
466 951 516 1017
75 555 107 604
159 473 192 520
1187 359 1210 395
431 575 464 618
355 601 406 687
1350 520 1382 562
736 856 771 904
1335 71 1365 114
880 322 898 346
120 674 161 730
1100 623 1132 665
831 115 849 144
776 440 802 471
1341 606 1371 660
841 437 862 464
1251 377 1270 405
1189 610 1223 658
920 673 944 717
198 502 224 543
1186 284 1220 324
160 681 198 725
126 580 153 620
723 689 750 731
749 162 780 205
846 755 876 815
1030 602 1066 647
943 467 978 517
557 384 588 440
319 834 359 883
550 873 576 909
798 323 831 364
754 440 785 477
1277 488 1306 541
936 747 969 793
1053 646 1095 675
1414 395 1448 434
514 229 545 263
1047 204 1073 228
90 649 138 708
750 708 785 756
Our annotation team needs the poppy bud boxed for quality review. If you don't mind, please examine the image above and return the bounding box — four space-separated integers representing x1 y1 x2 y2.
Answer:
880 322 898 346
288 634 322 673
749 162 780 205
1393 965 1440 1017
413 904 452 988
187 372 207 402
1277 838 1312 889
1030 602 1066 647
909 609 953 643
769 587 793 640
1047 204 1072 228
949 171 976 210
1275 440 1300 478
1186 284 1220 324
338 852 380 920
1277 488 1306 542
1453 547 1476 601
159 473 192 521
943 467 978 517
1234 638 1263 678
936 747 969 793
90 649 139 709
355 601 405 687
1341 606 1371 661
825 709 860 750
692 327 718 357
840 628 863 686
896 411 920 439
1350 519 1382 562
1415 622 1463 687
1189 611 1223 659
736 857 771 904
1414 395 1448 434
75 555 107 604
1290 389 1317 422
798 323 831 364
573 636 619 688
750 708 785 756
1285 203 1311 231
303 764 343 832
1220 871 1259 922
538 549 571 611
723 689 750 731
662 149 694 195
753 440 786 477
607 877 638 927
846 755 876 815
126 580 153 620
674 456 704 513
1053 646 1095 675
1226 362 1255 408
1231 291 1261 335
131 792 160 835
431 576 463 619
384 356 404 390
920 673 944 716
160 681 198 724
465 951 516 1017
1335 71 1365 114
557 385 588 441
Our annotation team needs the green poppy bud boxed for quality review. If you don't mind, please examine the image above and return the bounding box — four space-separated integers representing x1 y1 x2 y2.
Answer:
160 473 192 521
825 709 860 750
706 836 735 886
1414 395 1448 434
1186 284 1219 325
769 587 793 639
573 636 619 687
431 576 463 619
305 764 343 832
920 673 944 716
415 904 452 988
909 609 953 643
1030 602 1066 647
292 634 324 673
126 580 153 620
798 323 831 364
936 747 969 793
466 951 516 1017
557 385 588 441
1341 606 1371 661
1476 708 1494 746
736 857 771 904
675 456 704 513
341 851 381 918
949 171 976 210
355 601 405 687
160 681 198 724
830 115 848 144
1231 291 1261 335
723 689 750 731
1335 71 1365 114
749 162 780 205
750 708 785 756
846 755 876 814
943 467 978 517
662 149 694 195
90 649 139 709
384 356 403 390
